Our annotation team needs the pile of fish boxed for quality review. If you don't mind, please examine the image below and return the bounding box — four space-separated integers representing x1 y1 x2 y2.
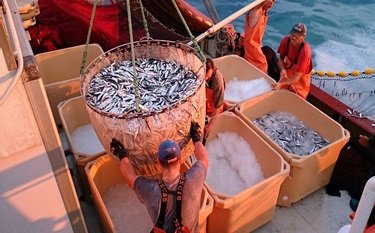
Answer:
85 58 202 115
253 111 329 155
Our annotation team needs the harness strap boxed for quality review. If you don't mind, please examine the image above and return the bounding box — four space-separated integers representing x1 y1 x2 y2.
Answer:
174 174 186 228
155 179 169 228
206 68 217 88
153 173 186 231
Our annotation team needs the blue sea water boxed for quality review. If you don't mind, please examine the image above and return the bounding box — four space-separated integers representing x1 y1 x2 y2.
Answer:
189 0 375 72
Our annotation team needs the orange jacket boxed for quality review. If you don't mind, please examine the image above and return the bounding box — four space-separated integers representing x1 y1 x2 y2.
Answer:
277 36 313 99
243 8 268 74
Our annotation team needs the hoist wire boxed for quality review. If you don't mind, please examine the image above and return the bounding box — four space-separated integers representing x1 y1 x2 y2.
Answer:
126 0 141 112
139 0 151 40
80 0 98 74
203 0 220 23
170 0 206 63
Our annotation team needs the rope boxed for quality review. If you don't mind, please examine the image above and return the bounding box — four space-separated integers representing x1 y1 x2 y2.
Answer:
80 0 98 74
126 0 141 112
170 0 206 63
139 0 150 40
312 68 375 78
203 0 220 23
213 25 237 55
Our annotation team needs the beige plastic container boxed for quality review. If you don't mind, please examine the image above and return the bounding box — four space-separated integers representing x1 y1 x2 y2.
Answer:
203 112 289 233
58 95 106 201
35 44 104 125
213 55 275 104
85 154 214 233
236 90 350 207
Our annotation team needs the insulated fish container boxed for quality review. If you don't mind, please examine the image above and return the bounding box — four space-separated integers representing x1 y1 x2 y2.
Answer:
35 44 104 125
81 40 206 177
58 95 106 202
200 112 289 233
236 90 350 207
213 55 276 105
85 154 213 233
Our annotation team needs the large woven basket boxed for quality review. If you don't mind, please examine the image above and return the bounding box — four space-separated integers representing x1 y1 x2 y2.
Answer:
81 40 206 177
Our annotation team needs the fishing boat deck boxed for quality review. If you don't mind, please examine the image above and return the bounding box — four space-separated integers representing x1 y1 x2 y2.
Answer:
59 125 354 233
3 0 369 232
72 166 353 233
62 129 353 233
76 172 353 233
254 189 352 233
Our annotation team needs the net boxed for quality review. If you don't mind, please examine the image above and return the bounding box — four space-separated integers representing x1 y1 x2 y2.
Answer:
311 73 375 122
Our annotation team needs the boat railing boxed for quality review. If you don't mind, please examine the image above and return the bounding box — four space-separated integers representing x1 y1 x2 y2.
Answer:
0 0 24 106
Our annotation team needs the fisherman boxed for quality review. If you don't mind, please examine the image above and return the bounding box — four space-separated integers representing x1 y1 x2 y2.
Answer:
205 58 233 142
272 23 313 99
243 0 275 74
111 121 208 233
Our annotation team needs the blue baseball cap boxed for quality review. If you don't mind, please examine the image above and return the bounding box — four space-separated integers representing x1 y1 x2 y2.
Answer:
158 140 181 165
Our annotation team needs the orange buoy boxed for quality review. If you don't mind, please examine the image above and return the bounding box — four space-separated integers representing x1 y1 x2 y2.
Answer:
317 70 326 76
338 71 348 77
350 70 361 76
326 71 335 77
364 68 375 75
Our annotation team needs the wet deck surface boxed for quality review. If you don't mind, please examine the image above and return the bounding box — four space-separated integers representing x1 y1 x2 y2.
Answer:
254 189 351 233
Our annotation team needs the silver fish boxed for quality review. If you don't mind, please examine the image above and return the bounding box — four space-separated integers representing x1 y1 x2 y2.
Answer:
86 58 202 116
254 111 329 156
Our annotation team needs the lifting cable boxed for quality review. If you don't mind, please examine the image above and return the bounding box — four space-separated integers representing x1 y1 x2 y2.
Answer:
138 0 150 40
80 0 98 75
170 0 206 63
126 0 141 112
203 0 220 23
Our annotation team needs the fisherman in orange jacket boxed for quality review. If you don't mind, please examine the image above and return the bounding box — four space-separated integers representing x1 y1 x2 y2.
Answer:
273 23 313 99
243 0 275 74
205 58 232 141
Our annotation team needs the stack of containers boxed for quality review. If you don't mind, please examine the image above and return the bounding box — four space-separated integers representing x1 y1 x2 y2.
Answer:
35 43 104 125
213 55 350 207
198 112 289 233
58 96 106 201
85 154 214 233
